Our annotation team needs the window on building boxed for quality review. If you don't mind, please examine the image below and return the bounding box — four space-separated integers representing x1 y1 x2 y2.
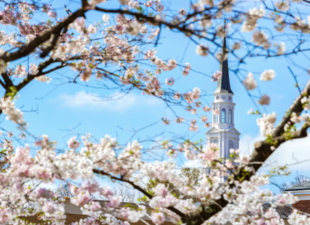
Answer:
214 114 218 123
211 138 218 144
229 109 232 123
221 108 226 123
229 140 234 150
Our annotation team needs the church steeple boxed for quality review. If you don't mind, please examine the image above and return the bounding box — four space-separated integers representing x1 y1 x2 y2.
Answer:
214 36 233 94
206 24 240 160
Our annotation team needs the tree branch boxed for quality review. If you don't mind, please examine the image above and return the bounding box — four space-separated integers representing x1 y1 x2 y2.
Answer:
93 169 153 199
39 31 62 58
0 8 87 63
94 7 218 46
1 72 13 88
273 79 310 137
93 168 186 219
0 79 5 89
81 0 88 8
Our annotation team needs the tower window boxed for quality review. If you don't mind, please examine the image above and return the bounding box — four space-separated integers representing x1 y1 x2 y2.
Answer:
214 114 218 123
229 109 232 123
229 96 232 100
229 140 234 150
211 138 218 144
221 108 226 123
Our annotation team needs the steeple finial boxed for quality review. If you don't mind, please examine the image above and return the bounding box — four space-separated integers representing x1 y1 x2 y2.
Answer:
214 20 233 94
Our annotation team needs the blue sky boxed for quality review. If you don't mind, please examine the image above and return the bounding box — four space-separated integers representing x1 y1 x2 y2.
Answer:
1 0 310 193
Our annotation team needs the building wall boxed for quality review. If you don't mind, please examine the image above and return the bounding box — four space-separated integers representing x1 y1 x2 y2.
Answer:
287 190 310 214
292 200 310 214
207 131 239 158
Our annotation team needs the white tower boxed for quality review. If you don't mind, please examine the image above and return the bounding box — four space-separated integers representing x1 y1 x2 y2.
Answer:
206 37 240 159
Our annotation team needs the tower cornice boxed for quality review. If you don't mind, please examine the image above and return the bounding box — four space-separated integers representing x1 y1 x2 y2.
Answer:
212 102 236 106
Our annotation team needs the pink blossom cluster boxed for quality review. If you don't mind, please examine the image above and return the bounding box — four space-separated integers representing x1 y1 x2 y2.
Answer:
162 117 170 125
0 1 307 224
183 87 200 104
301 95 310 111
0 129 303 224
183 62 191 76
189 119 198 132
175 116 185 124
0 97 25 128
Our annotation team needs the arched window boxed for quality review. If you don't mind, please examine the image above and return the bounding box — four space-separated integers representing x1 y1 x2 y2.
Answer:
211 138 218 144
221 108 226 123
229 140 234 150
229 109 232 123
214 108 219 123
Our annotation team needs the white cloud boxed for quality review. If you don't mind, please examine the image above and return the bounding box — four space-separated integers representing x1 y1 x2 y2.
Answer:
54 90 161 111
183 159 203 169
239 133 310 172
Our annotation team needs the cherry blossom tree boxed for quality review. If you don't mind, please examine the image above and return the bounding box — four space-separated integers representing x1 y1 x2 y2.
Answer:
0 0 310 224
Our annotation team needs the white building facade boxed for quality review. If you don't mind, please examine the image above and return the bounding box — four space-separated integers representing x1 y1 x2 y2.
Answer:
206 37 240 159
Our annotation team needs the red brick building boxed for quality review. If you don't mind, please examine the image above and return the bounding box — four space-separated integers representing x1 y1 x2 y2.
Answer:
285 181 310 214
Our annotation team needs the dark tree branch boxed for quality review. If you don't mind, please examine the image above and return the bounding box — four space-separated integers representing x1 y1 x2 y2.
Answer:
0 8 87 63
1 72 13 88
0 79 5 89
288 66 301 94
39 31 62 58
81 0 88 8
93 168 186 219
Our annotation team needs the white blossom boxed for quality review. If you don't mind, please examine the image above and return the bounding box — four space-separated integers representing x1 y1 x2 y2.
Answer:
0 98 25 127
90 0 107 5
258 94 270 105
196 44 209 56
88 24 97 34
277 42 286 55
260 70 276 81
243 72 257 90
276 1 290 11
257 113 276 136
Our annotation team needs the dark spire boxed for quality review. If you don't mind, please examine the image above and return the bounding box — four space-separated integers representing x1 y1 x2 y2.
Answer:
214 23 233 94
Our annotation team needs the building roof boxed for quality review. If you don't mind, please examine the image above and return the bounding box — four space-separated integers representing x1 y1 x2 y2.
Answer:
263 202 310 219
285 181 310 191
214 37 234 95
262 203 293 219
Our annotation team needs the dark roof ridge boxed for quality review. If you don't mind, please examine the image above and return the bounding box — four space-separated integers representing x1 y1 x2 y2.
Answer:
285 181 310 191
